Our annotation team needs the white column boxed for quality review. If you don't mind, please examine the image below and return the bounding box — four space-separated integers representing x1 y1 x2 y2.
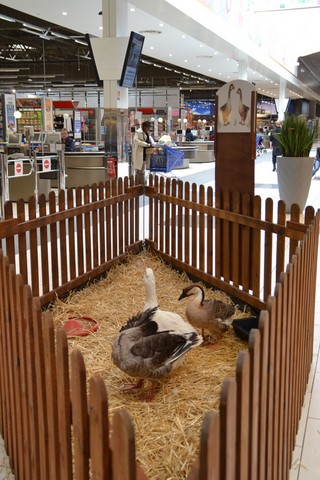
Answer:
102 0 129 108
277 78 287 121
238 60 248 81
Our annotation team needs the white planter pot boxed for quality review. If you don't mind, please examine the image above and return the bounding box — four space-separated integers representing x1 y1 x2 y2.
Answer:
277 156 314 213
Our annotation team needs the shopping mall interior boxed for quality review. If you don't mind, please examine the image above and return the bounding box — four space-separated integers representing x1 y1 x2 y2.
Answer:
0 1 320 479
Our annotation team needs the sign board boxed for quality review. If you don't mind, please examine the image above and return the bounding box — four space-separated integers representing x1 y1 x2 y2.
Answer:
14 160 23 176
42 157 51 171
4 94 16 131
43 98 53 132
216 80 255 133
74 111 81 139
107 157 117 178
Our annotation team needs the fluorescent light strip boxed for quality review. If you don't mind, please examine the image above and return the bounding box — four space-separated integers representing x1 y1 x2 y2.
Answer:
75 39 88 46
0 14 16 22
51 31 70 40
22 23 44 32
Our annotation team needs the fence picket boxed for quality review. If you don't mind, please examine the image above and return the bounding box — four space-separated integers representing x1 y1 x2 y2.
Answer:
192 183 197 268
220 378 237 479
249 329 261 479
17 199 28 283
28 196 39 296
71 349 90 480
231 191 240 288
67 188 76 279
263 199 273 301
76 187 85 276
49 192 59 289
184 182 190 265
207 187 214 276
199 185 205 272
89 376 111 479
199 411 220 480
235 351 250 480
111 409 136 480
39 194 49 295
171 180 177 258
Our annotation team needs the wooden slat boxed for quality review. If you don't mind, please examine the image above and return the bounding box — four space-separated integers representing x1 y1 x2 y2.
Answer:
231 191 240 288
105 181 112 261
279 272 289 480
28 196 39 297
0 252 7 437
165 179 171 255
49 192 59 289
184 182 190 265
124 177 130 249
248 328 261 480
67 188 76 279
272 283 282 480
177 180 183 261
171 180 177 258
91 184 99 267
206 187 213 276
111 409 136 480
112 180 118 258
129 177 135 246
266 297 276 480
191 183 197 268
39 194 49 295
8 265 23 478
2 257 17 468
199 185 205 272
89 376 111 479
43 312 61 479
289 204 300 259
220 378 237 480
17 199 28 283
84 186 92 272
251 196 261 296
4 202 15 265
215 189 222 278
148 176 154 244
71 349 89 480
222 189 231 282
15 275 33 479
240 193 251 292
263 198 273 302
118 178 124 255
258 312 269 480
276 201 286 282
134 176 139 243
56 329 72 480
159 178 165 252
235 350 250 480
76 187 85 277
23 285 40 479
199 411 220 480
59 190 68 284
98 182 106 264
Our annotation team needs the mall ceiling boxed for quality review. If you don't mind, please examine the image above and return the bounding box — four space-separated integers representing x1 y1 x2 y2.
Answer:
0 5 223 96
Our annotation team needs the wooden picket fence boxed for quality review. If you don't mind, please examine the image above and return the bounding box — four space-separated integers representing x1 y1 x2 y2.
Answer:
0 175 318 479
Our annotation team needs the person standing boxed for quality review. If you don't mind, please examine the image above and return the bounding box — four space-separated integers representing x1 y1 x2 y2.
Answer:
132 121 153 183
61 128 76 152
269 121 282 171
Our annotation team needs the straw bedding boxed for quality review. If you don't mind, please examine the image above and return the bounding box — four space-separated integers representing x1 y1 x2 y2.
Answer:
50 250 252 480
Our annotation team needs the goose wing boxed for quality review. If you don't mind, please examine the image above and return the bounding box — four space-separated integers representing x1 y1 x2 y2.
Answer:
204 300 235 320
120 306 159 332
131 330 201 367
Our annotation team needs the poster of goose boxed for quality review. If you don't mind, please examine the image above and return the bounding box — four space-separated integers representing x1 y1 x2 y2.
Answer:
217 80 255 133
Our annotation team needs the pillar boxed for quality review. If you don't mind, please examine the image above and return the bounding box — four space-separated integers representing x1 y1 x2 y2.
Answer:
101 0 129 160
238 60 248 81
277 78 287 121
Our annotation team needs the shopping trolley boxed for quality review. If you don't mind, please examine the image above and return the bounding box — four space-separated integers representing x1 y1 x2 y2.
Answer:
150 145 184 176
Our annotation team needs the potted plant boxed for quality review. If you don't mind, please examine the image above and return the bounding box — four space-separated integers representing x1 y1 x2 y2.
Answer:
275 114 318 212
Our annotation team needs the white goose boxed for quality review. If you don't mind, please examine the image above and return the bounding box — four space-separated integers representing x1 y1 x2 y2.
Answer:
112 268 202 401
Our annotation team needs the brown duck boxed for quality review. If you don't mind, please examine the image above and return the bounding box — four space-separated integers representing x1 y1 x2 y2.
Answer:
236 87 250 125
179 284 235 345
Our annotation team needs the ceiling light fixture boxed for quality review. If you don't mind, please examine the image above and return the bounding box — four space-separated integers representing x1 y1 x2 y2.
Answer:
62 11 68 16
181 35 186 38
159 23 164 27
150 46 154 50
99 26 103 30
130 7 135 12
169 53 172 57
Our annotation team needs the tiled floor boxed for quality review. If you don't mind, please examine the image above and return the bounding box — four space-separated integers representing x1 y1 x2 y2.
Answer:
1 148 320 479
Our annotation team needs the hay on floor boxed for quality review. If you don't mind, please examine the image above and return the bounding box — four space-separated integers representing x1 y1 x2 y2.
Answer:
50 250 252 480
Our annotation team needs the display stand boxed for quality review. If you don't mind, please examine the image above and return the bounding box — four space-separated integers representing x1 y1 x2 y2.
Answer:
215 80 256 201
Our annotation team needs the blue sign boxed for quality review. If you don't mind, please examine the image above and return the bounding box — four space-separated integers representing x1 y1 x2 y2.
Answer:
74 111 81 139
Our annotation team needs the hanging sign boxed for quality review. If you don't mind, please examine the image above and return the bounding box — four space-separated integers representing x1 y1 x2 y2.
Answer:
216 80 255 133
74 111 81 139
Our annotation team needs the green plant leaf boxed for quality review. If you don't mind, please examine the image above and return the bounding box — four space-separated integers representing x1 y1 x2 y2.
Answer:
275 114 318 157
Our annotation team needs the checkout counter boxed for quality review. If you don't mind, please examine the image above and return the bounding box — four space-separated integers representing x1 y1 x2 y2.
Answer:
64 152 107 188
177 141 215 163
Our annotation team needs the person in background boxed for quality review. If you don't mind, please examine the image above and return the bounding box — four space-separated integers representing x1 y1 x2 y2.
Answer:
269 121 282 171
133 121 154 183
6 121 16 139
61 128 76 152
185 128 194 141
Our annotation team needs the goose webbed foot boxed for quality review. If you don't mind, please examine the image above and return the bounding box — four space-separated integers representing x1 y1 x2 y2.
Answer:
138 380 159 402
122 378 144 392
